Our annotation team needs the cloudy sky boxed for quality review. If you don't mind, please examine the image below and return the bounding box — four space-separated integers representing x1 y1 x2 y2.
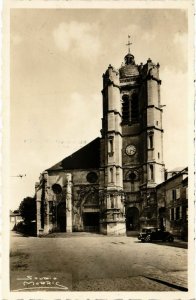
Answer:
10 8 189 209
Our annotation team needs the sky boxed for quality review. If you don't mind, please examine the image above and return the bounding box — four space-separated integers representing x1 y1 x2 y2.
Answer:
10 8 189 210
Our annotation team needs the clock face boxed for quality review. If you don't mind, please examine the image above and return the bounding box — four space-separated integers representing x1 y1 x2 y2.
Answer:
126 145 136 156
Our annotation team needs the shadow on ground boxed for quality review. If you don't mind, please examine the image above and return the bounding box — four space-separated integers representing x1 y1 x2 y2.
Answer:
134 240 187 249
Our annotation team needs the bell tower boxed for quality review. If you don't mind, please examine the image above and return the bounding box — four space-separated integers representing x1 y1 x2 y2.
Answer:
118 36 164 228
100 37 165 232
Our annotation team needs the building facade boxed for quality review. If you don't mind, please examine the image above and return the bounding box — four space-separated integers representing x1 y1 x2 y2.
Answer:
156 167 188 241
36 48 166 236
10 210 23 230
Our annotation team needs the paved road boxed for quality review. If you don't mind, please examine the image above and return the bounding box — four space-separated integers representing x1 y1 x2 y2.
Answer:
10 232 188 292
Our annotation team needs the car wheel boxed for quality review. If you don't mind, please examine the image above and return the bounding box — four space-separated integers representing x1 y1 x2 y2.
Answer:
145 235 151 242
168 236 174 242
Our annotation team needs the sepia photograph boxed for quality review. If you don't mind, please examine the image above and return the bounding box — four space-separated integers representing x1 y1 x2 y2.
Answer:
2 1 195 299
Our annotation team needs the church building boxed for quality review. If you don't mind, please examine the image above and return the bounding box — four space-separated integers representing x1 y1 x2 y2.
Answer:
35 41 165 236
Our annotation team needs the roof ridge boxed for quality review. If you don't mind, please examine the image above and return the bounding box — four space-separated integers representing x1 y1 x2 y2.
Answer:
46 137 101 172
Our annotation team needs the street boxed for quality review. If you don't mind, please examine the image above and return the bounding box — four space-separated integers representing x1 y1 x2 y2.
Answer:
10 232 188 292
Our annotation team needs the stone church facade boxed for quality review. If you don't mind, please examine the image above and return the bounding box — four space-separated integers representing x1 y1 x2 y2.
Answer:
35 48 165 236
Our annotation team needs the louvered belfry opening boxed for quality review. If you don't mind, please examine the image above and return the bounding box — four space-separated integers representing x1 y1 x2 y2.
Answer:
122 94 129 123
131 92 139 123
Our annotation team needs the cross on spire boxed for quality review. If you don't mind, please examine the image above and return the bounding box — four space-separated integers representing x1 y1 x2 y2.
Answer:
126 35 132 53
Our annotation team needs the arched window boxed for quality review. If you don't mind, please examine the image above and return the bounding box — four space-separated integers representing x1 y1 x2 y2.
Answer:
149 135 153 148
110 167 114 183
131 93 139 123
108 137 113 156
148 131 154 149
150 165 154 181
109 139 113 152
122 94 129 123
110 194 114 208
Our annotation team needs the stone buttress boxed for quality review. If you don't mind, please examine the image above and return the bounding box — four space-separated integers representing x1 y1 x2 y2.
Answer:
100 65 126 235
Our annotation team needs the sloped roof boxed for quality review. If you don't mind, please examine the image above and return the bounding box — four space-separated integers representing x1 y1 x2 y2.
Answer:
156 166 188 188
46 137 101 172
167 166 187 173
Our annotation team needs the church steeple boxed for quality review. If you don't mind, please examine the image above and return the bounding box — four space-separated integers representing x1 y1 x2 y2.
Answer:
124 35 135 65
126 35 132 54
119 36 138 77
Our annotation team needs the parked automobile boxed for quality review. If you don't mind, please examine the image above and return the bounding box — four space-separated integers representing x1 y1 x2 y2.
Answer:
138 227 174 243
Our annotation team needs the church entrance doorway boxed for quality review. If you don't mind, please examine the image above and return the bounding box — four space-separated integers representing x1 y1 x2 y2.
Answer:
57 202 66 232
126 207 139 231
83 212 100 232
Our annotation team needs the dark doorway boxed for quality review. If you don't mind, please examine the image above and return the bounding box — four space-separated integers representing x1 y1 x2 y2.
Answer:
126 207 139 231
159 207 166 230
83 212 99 232
57 202 66 232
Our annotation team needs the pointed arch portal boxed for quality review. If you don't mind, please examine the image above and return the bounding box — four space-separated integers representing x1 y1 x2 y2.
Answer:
57 202 66 232
126 207 139 231
82 190 100 232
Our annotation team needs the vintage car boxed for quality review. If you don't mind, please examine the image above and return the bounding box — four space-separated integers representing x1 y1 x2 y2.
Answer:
138 227 174 243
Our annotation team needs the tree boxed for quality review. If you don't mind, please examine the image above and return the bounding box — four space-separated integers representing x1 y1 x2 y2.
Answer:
19 196 36 224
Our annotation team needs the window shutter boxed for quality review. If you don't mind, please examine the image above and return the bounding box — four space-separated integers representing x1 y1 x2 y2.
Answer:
186 188 188 199
169 209 172 220
179 206 182 219
176 188 180 199
174 207 176 220
167 189 172 201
